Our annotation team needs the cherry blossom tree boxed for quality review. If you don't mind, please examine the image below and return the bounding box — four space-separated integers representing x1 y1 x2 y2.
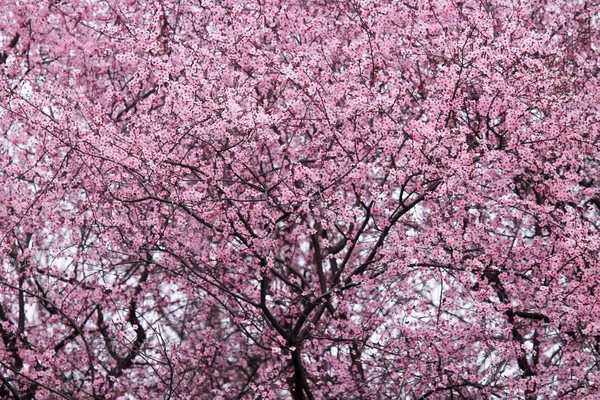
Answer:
1 0 600 398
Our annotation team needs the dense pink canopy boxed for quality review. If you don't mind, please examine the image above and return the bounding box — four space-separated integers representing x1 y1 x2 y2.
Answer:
1 0 600 398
